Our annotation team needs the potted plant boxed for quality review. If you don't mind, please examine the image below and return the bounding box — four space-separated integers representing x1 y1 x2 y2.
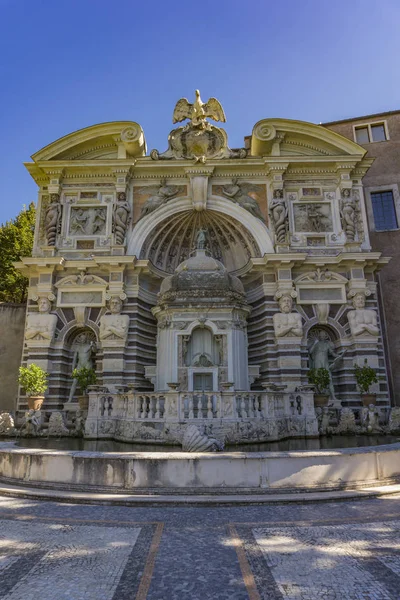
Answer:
354 360 378 406
18 363 48 410
307 367 331 407
72 367 97 410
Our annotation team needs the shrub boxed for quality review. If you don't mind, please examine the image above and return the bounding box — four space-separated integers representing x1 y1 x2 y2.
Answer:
354 360 378 394
307 367 330 394
18 364 48 397
72 367 97 395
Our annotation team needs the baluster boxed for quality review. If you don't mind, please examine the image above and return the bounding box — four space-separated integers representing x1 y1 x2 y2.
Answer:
139 396 145 419
144 396 149 419
189 394 194 419
250 395 257 418
207 394 213 419
240 395 246 418
255 395 261 419
155 396 160 419
214 394 219 418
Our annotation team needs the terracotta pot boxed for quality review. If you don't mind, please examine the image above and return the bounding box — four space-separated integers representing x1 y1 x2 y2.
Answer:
361 393 377 407
78 395 89 411
27 396 44 410
314 394 330 407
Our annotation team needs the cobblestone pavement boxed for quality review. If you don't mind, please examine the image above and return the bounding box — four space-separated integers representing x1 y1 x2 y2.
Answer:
1 494 400 599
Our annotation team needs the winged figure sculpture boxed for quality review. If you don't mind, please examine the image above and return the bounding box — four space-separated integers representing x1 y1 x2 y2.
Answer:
173 90 226 128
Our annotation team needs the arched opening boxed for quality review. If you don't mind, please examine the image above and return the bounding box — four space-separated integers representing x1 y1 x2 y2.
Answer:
139 209 261 272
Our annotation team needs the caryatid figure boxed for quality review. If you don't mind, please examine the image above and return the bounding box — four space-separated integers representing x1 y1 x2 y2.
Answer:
348 292 379 337
113 192 131 245
25 296 58 343
269 189 289 244
273 293 303 338
99 296 130 343
44 194 61 246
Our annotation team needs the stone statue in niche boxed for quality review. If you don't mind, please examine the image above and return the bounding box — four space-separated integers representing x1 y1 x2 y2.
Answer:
269 189 288 244
196 228 207 249
113 192 131 245
44 194 61 246
99 296 129 343
69 207 107 236
68 332 96 403
138 180 180 219
340 189 357 242
221 179 264 221
308 330 346 405
348 292 379 337
25 297 57 343
273 294 303 338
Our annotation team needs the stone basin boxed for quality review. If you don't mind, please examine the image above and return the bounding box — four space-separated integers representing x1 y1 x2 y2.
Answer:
1 439 400 494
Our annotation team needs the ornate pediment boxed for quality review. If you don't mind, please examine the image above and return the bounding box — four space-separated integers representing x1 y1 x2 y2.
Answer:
251 119 367 158
30 122 146 161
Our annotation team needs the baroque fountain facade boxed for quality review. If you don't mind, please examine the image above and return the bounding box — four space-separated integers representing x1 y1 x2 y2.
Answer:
14 91 393 446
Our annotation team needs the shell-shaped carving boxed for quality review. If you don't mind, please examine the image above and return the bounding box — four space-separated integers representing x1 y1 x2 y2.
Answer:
181 424 224 452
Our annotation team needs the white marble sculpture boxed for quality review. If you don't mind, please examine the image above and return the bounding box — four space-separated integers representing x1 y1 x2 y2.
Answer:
25 297 57 344
388 407 400 433
69 333 96 403
348 293 379 337
367 404 381 433
99 297 129 344
21 410 41 436
48 411 69 436
0 412 15 435
181 424 224 452
273 294 303 338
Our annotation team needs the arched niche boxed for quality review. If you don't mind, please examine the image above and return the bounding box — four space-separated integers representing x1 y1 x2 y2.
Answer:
128 197 274 272
184 327 220 367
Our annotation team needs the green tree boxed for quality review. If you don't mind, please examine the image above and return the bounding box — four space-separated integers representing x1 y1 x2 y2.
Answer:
0 203 36 303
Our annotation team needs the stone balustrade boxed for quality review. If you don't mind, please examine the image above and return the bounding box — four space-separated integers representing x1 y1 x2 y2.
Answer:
83 386 317 442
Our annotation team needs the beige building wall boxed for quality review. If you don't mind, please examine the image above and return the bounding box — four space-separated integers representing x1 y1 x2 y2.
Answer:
0 303 26 413
324 111 400 404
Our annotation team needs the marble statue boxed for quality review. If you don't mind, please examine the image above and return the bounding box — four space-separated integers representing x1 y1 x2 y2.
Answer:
74 409 86 436
308 330 346 404
48 411 69 436
139 180 179 219
340 189 357 242
335 408 357 434
222 180 264 220
367 404 381 433
388 407 400 433
348 293 379 337
69 333 96 403
196 228 207 250
44 194 61 246
318 406 331 435
181 424 224 452
25 297 57 342
0 412 15 435
273 294 303 338
21 410 41 436
113 192 131 244
269 190 288 244
173 89 226 129
99 297 129 343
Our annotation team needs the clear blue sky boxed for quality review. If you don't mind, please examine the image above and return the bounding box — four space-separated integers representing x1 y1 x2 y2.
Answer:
1 0 399 224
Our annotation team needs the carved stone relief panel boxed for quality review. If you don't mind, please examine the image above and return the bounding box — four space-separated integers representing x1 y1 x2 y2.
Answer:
293 203 333 233
69 207 107 236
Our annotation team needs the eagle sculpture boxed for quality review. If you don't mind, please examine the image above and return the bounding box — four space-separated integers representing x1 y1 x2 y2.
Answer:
172 90 226 127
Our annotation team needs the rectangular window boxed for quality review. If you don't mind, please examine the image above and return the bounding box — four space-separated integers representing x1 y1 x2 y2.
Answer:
371 191 398 231
371 124 386 142
354 121 388 144
355 126 370 144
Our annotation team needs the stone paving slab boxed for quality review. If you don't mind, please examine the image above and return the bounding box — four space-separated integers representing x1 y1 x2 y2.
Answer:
2 495 400 599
